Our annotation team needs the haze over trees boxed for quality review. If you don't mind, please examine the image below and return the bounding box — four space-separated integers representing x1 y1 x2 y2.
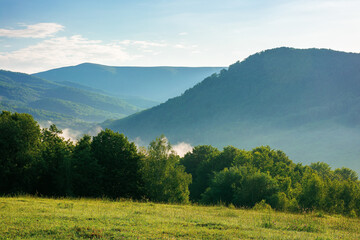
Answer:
105 47 360 173
1 111 360 217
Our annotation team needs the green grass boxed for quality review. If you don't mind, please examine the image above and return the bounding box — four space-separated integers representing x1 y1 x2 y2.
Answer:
0 196 359 239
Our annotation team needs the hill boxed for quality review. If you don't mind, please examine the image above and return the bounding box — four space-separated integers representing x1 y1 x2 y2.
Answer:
105 47 360 172
1 196 359 239
0 70 141 130
33 63 225 103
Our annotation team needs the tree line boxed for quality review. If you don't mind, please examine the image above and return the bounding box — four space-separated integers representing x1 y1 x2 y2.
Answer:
1 111 359 217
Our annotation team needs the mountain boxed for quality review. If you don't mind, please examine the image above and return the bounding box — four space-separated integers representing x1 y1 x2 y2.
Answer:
33 63 225 103
0 70 141 130
105 47 360 173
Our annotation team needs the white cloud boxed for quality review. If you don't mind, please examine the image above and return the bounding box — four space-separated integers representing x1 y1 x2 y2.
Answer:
119 40 167 48
178 32 188 36
174 44 186 49
60 128 82 143
172 142 193 157
0 35 135 73
0 23 64 38
87 125 103 137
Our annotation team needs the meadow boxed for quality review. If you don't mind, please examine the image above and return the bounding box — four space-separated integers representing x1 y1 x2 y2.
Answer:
0 196 359 239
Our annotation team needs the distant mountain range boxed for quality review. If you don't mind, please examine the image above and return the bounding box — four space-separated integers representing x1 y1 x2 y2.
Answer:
105 47 360 173
0 70 141 130
34 63 224 103
1 64 224 132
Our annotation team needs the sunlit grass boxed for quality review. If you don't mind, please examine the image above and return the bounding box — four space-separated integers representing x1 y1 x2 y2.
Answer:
0 196 359 239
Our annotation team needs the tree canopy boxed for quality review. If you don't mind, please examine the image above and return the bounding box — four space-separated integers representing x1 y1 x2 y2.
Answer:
1 111 359 217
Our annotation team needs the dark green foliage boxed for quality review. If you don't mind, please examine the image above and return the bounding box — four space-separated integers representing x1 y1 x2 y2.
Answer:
201 167 247 205
107 47 360 174
201 166 279 208
234 171 279 207
0 111 41 193
36 125 74 196
1 111 360 216
334 167 358 181
72 135 102 197
183 142 360 216
91 129 143 199
141 136 192 203
298 171 325 210
181 145 220 201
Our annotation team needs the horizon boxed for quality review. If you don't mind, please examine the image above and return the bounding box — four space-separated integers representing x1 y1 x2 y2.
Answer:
1 0 360 73
4 46 359 75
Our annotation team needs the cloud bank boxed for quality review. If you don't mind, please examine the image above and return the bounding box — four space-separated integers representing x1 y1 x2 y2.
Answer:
172 142 193 157
0 35 133 73
0 23 64 38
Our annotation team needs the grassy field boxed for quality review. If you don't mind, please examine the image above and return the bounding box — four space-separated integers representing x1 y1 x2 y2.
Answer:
0 196 359 239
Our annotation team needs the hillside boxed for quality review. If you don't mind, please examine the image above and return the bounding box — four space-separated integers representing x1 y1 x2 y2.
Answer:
0 70 141 130
106 47 360 172
34 63 225 103
1 196 359 239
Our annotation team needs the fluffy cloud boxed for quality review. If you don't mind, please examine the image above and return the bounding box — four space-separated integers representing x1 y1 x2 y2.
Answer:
172 142 193 157
119 40 167 48
0 35 134 73
0 20 203 73
0 23 64 38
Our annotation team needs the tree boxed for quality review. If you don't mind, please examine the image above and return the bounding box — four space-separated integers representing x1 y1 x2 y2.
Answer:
334 167 358 181
310 162 332 179
201 166 246 205
0 111 41 194
141 135 192 203
234 171 279 207
37 124 73 196
181 145 220 201
202 166 279 208
251 146 294 178
91 129 142 199
72 135 102 197
299 171 325 210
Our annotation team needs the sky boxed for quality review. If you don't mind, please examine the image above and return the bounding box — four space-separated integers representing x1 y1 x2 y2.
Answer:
0 0 360 73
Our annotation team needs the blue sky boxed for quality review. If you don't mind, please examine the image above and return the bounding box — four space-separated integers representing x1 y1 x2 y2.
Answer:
1 0 360 73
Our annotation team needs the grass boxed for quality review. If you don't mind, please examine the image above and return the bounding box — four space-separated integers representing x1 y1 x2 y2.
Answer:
0 196 359 239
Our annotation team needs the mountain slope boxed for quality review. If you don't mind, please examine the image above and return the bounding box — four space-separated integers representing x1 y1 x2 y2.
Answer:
34 64 225 102
106 47 360 172
0 70 141 129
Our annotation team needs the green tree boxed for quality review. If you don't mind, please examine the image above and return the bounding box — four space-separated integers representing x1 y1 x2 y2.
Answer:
37 124 73 196
72 135 102 197
299 171 325 210
181 145 220 201
269 192 289 211
339 180 358 215
201 166 246 205
234 171 279 207
310 162 332 179
91 129 142 199
201 166 279 208
251 146 294 178
141 135 192 203
0 111 41 194
334 167 358 181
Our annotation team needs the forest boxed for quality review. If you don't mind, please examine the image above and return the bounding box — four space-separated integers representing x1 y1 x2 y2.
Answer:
1 111 359 217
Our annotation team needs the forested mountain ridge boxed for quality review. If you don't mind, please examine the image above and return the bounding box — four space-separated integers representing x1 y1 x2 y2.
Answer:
0 70 141 129
34 63 225 103
106 47 360 172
